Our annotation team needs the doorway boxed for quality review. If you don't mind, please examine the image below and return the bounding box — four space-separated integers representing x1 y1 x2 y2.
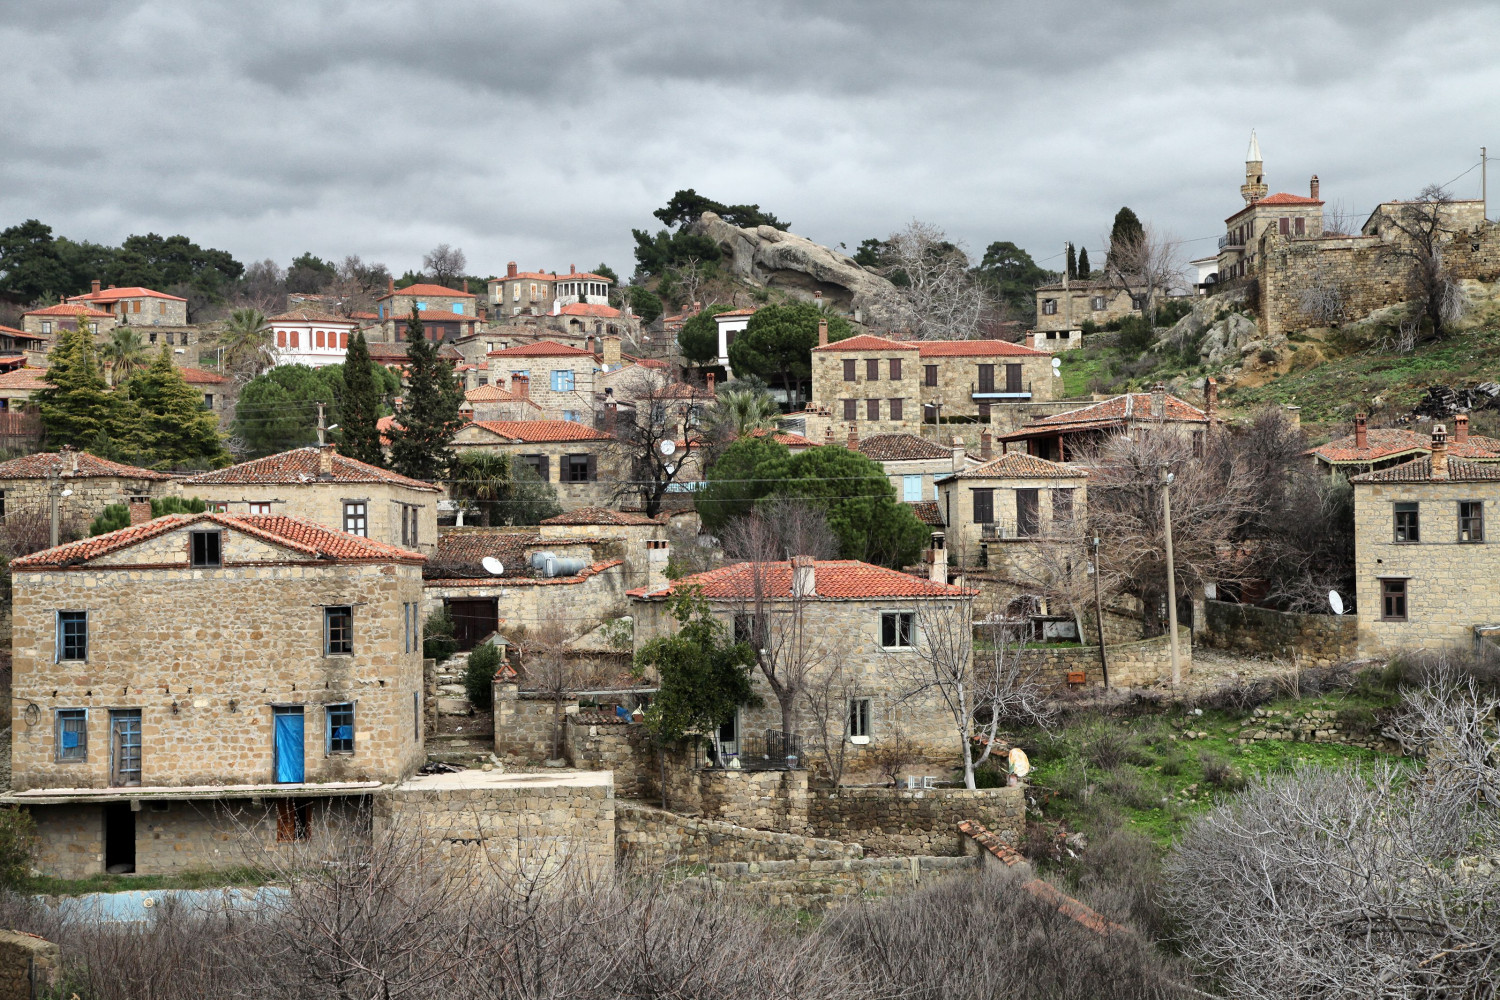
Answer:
274 707 305 784
717 711 740 760
103 802 135 873
447 598 498 651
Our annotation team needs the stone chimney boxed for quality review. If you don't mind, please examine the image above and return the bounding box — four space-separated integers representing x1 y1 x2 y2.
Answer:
318 445 335 476
1284 404 1301 428
847 425 859 450
818 318 828 347
507 262 517 278
604 400 617 433
980 429 993 460
603 334 621 370
570 264 576 274
1431 423 1449 480
387 277 395 296
128 496 153 526
512 374 529 397
646 539 671 592
824 425 834 445
91 279 101 294
706 372 716 395
1456 413 1470 443
1204 377 1217 424
925 531 948 584
1150 382 1166 419
1310 175 1320 201
952 435 966 472
813 290 823 310
584 334 594 356
1355 413 1368 450
791 555 816 598
62 445 78 475
1025 331 1035 349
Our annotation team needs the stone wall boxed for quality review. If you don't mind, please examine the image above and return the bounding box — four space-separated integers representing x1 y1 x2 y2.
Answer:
424 559 628 643
493 686 562 760
664 767 812 833
0 930 59 1000
0 472 174 529
1231 705 1397 752
565 716 656 798
807 783 1024 856
684 855 978 913
1012 627 1192 689
1200 600 1357 666
615 802 861 865
920 349 1055 413
810 344 922 436
936 476 1086 571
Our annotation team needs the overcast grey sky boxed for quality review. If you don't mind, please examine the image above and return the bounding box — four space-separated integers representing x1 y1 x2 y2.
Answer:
3 1 1496 279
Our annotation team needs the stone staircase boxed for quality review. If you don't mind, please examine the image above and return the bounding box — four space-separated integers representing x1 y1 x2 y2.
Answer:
435 652 472 715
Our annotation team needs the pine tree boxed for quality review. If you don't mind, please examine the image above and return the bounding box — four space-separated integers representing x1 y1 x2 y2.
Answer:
387 309 463 482
34 325 113 448
127 347 230 469
1077 246 1091 279
339 331 385 467
1065 243 1077 279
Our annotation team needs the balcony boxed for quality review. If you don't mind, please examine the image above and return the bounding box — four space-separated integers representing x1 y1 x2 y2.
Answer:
979 521 1039 541
1219 235 1245 250
972 380 1031 400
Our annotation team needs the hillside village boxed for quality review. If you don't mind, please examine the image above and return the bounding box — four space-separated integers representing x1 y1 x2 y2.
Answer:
0 132 1498 996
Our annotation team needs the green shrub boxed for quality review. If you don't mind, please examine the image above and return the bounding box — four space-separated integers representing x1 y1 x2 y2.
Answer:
1257 347 1279 364
1116 315 1155 355
1158 750 1187 776
422 608 458 662
1199 751 1248 791
1099 768 1162 811
464 642 502 709
90 495 209 536
0 808 36 888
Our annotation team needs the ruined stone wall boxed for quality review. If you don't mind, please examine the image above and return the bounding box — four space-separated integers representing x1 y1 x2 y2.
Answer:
806 784 1024 856
663 768 812 833
1034 286 1139 333
684 855 977 913
0 930 59 1000
493 687 563 760
1200 600 1357 666
615 802 861 865
1231 705 1397 753
1012 627 1191 689
423 559 627 641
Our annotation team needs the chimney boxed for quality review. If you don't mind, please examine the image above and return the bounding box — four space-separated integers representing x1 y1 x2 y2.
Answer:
818 318 828 347
91 279 101 294
1431 424 1449 480
512 374 529 397
605 400 617 433
128 496 153 526
646 538 671 592
1455 413 1470 443
980 429 993 460
847 425 859 451
585 334 594 355
1284 405 1301 428
691 300 701 315
1310 175 1320 201
387 277 395 296
791 555 816 597
1355 413 1368 450
925 531 948 584
813 290 823 310
706 371 716 395
1150 382 1166 419
318 445 335 476
1204 377 1217 424
507 262 518 278
1025 331 1035 349
570 264 576 274
603 334 621 370
952 435 966 472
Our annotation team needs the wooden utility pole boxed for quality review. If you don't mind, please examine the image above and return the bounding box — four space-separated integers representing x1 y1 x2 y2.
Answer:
1090 534 1110 689
1483 146 1488 222
1160 462 1181 686
317 402 326 447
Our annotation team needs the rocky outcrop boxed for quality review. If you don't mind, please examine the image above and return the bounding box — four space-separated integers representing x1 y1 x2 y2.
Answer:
1158 299 1285 369
688 212 903 328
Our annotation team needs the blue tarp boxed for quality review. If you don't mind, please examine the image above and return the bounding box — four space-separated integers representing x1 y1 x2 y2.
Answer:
43 887 289 924
274 712 304 783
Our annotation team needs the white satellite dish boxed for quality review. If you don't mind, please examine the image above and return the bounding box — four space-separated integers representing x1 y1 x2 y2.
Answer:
665 463 676 475
659 439 677 456
1008 747 1032 778
1328 590 1345 615
481 557 505 576
1051 356 1062 369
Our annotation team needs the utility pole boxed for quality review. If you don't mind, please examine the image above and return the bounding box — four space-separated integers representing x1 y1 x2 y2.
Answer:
1483 146 1488 223
48 475 60 548
316 401 326 447
1160 462 1181 686
1090 534 1110 689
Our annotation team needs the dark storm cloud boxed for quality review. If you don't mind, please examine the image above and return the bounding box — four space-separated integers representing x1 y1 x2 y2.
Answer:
2 0 1497 279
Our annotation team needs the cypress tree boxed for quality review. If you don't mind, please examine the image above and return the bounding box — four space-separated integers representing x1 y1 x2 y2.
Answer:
1108 207 1145 263
1077 246 1091 279
1065 243 1077 279
339 331 385 467
34 325 113 448
388 308 463 482
127 346 229 469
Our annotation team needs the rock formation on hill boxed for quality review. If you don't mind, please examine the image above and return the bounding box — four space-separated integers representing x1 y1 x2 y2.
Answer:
689 212 902 328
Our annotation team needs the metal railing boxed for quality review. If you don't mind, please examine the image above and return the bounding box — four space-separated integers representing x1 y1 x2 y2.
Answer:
712 730 804 771
980 520 1040 540
971 380 1031 397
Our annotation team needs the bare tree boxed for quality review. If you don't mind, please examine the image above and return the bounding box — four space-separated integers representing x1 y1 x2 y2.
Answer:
1380 184 1473 337
1102 223 1183 327
423 244 467 287
801 647 860 785
874 220 991 339
669 257 709 312
525 642 614 761
233 258 286 315
327 254 391 317
1320 198 1364 237
1386 666 1500 809
606 366 704 518
1297 261 1350 326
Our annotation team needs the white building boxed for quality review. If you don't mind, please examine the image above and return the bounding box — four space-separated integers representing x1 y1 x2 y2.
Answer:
269 310 359 369
713 308 756 368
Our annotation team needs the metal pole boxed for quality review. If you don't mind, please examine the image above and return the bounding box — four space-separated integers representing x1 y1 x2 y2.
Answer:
48 480 60 548
1091 534 1109 689
317 401 326 447
1483 146 1488 222
1160 462 1181 686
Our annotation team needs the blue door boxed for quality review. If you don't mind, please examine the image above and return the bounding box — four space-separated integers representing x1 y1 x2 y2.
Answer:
274 708 304 784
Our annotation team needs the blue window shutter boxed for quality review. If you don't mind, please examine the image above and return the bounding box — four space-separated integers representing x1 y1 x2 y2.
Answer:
416 301 427 311
452 303 463 315
904 475 923 502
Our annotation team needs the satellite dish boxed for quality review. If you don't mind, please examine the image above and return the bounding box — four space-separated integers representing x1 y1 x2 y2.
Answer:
481 557 505 576
1328 590 1345 615
665 463 676 475
1051 356 1062 369
1008 747 1032 778
659 439 677 456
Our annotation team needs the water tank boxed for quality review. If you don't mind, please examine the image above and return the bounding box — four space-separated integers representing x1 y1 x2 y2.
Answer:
528 551 588 578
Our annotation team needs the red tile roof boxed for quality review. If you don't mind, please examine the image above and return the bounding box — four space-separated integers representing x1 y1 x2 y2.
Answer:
270 310 356 324
464 420 612 443
69 286 186 303
917 339 1047 358
857 433 955 461
25 303 111 318
179 446 440 491
541 506 659 526
622 353 669 369
364 342 414 361
812 334 916 353
1226 192 1324 222
379 283 476 300
749 428 816 448
465 385 537 404
714 308 757 318
1350 456 1500 483
177 366 227 385
557 303 621 318
1027 393 1207 429
940 452 1086 481
12 512 424 569
0 450 173 481
0 326 46 341
487 340 597 359
629 559 974 600
426 558 623 588
427 529 539 578
0 368 50 390
1308 428 1429 464
906 500 943 526
389 310 476 323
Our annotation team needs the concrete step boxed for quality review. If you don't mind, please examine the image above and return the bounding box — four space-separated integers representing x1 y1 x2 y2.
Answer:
436 697 472 715
436 684 467 697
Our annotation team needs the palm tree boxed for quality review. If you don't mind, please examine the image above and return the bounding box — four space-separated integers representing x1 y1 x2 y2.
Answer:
99 327 148 386
220 308 273 380
448 451 513 527
714 388 780 438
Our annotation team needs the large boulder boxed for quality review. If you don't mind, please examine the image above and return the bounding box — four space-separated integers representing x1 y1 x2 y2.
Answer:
689 212 904 328
1199 312 1283 367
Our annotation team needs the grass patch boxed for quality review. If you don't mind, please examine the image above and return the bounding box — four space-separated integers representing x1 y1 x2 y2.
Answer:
24 866 273 897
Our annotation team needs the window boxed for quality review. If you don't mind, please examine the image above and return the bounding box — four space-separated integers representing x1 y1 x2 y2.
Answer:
562 410 579 422
1279 217 1290 235
843 399 857 421
207 501 228 513
889 398 903 421
881 611 915 649
890 358 902 380
977 402 991 420
867 398 880 421
843 359 857 382
972 489 994 524
848 698 871 740
1394 502 1419 542
41 321 52 335
1041 299 1057 315
88 322 98 334
203 394 214 409
190 530 222 567
57 611 88 661
1295 217 1306 235
1381 579 1408 621
248 501 271 515
56 709 87 762
867 358 880 381
326 703 355 754
132 300 141 314
110 710 142 787
1016 488 1039 537
324 606 353 655
315 330 325 348
563 453 594 482
925 364 938 387
289 330 298 348
339 331 348 348
977 364 995 393
551 370 575 392
452 303 464 315
344 502 368 536
415 301 427 311
522 454 549 481
903 474 923 502
1091 296 1106 311
0 490 6 520
1192 430 1205 458
1053 488 1074 527
733 613 758 644
1460 501 1484 542
1005 364 1023 393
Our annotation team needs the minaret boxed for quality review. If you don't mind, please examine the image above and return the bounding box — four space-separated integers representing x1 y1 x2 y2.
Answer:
1240 129 1267 205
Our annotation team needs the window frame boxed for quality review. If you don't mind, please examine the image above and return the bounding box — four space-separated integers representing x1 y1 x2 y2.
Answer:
1459 500 1484 543
57 610 88 662
843 398 857 421
189 530 222 568
866 358 880 381
343 501 368 537
1380 578 1408 621
972 488 995 524
880 611 916 650
889 358 902 381
562 453 592 483
889 397 903 421
1041 299 1057 315
248 501 272 515
550 369 575 392
866 398 880 422
326 702 355 755
848 697 872 741
843 359 857 382
55 708 88 762
903 474 923 502
324 606 354 656
1393 501 1420 543
924 364 938 387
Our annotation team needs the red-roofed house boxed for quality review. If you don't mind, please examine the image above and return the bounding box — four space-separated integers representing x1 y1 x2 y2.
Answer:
5 511 425 877
269 310 359 369
999 386 1211 462
488 261 613 318
935 452 1088 572
22 302 114 338
485 340 601 421
369 279 479 344
67 280 187 325
857 432 968 503
630 558 976 764
0 447 174 527
449 420 615 510
1217 131 1326 282
461 384 544 423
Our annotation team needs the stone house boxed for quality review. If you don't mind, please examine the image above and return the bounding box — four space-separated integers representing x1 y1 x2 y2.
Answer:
934 453 1087 574
67 282 188 326
3 512 426 877
370 280 480 343
999 386 1211 462
21 303 113 338
269 310 359 369
856 432 967 503
0 448 175 527
1349 425 1500 655
629 558 977 767
0 324 49 360
486 340 602 422
176 446 441 555
1032 281 1145 336
488 262 613 318
914 338 1055 419
447 419 615 510
0 369 51 411
1309 413 1500 475
1216 131 1325 283
462 384 544 423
